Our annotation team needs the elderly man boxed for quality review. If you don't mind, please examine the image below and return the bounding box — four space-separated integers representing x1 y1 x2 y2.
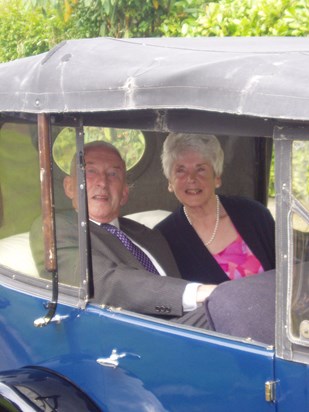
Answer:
30 141 215 327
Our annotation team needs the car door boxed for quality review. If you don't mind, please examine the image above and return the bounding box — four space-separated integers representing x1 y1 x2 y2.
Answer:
0 279 276 412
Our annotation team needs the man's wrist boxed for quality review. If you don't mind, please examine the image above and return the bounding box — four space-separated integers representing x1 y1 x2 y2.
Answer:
196 284 217 303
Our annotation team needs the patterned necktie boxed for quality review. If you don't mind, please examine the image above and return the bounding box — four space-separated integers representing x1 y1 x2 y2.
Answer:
101 223 159 275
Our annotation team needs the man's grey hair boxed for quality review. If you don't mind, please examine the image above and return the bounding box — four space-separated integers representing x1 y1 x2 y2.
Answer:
69 140 126 176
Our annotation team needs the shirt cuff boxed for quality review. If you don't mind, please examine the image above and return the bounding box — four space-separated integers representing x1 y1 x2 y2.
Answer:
182 283 203 312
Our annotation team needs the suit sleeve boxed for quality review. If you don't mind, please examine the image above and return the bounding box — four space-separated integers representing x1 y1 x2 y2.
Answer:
31 213 189 317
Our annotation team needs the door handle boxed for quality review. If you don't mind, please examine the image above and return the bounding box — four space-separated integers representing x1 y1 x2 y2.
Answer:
96 349 141 369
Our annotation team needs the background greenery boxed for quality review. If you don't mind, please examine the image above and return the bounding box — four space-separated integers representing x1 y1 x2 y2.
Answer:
1 0 309 62
53 127 145 173
0 0 308 200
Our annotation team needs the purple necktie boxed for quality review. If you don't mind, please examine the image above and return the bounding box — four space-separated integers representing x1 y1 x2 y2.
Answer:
102 223 159 275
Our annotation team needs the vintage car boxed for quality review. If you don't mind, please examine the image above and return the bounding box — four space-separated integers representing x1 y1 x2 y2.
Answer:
0 37 308 411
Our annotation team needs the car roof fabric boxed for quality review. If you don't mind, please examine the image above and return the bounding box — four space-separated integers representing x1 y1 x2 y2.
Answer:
0 37 309 121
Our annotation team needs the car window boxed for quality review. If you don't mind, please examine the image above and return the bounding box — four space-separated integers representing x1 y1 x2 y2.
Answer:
0 122 41 276
53 127 145 174
290 140 309 344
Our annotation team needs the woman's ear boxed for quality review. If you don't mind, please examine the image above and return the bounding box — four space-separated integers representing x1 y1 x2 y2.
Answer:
215 176 222 189
168 182 174 192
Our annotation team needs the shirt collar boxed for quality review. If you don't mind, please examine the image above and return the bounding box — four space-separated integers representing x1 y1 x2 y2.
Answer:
90 218 119 228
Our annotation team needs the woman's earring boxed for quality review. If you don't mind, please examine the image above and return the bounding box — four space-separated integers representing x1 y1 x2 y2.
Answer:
168 183 173 192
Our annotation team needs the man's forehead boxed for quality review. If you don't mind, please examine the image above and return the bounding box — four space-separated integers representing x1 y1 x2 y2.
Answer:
85 146 123 164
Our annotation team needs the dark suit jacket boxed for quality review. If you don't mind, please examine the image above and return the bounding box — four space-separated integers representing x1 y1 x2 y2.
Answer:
30 210 190 318
155 195 276 284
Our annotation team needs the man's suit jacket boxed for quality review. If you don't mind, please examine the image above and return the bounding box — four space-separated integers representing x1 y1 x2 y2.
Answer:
30 210 190 318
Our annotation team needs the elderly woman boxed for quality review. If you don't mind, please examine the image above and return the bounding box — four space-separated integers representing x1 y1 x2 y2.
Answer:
155 133 275 284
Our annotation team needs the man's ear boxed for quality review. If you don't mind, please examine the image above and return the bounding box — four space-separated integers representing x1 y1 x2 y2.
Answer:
120 184 129 206
63 176 74 200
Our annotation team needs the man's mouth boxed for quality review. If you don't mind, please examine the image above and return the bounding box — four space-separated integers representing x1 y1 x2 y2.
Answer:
92 193 108 200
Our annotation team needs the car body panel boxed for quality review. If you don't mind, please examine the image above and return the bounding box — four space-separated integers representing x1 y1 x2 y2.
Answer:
0 278 276 411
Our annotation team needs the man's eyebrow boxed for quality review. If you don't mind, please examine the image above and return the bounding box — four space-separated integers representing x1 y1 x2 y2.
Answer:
85 161 123 170
108 165 123 170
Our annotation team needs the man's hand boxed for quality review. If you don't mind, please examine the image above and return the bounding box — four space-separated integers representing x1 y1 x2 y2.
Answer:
196 284 217 303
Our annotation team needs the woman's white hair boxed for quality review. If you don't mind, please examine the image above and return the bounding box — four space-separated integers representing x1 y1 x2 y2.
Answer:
161 133 224 179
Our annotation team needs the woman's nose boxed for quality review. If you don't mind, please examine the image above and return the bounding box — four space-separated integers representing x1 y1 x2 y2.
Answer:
187 171 197 182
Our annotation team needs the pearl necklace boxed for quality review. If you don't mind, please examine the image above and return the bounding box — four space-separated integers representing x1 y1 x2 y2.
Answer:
183 195 220 246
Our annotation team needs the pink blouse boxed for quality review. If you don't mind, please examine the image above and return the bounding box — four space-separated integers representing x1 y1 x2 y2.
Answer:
213 233 264 280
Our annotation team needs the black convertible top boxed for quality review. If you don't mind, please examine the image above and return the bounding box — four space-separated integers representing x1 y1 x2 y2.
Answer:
0 36 309 121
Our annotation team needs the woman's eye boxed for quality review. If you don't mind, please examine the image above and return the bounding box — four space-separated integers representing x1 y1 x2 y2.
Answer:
175 168 185 174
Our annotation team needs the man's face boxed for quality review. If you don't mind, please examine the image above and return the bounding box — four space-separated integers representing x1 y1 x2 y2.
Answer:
64 145 129 223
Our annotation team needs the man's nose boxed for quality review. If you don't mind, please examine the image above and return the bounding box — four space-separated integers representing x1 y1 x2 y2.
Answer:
95 172 107 186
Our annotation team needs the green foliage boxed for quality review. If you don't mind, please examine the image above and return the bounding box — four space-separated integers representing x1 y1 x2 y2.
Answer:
292 141 309 204
65 0 196 38
0 0 214 60
53 127 145 174
161 0 309 36
0 0 68 62
160 0 213 36
268 140 309 202
2 0 309 63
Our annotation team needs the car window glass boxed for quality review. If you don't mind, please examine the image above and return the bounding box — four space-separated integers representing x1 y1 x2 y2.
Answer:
290 140 309 344
292 140 309 210
53 127 145 174
0 122 41 276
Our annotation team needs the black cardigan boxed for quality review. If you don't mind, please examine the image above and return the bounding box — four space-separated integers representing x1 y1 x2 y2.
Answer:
155 196 276 284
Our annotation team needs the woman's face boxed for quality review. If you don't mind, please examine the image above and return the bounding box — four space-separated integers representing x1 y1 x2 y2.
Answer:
168 149 221 208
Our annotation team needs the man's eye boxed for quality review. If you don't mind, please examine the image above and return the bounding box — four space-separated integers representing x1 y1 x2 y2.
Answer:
86 168 97 174
107 170 118 177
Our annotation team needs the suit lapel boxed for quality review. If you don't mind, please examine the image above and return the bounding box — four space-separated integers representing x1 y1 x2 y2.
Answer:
119 217 181 278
